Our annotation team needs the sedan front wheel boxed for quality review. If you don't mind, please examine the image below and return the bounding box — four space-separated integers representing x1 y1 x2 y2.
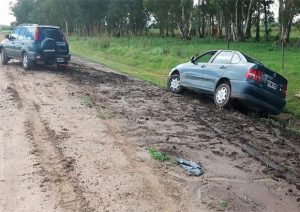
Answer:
214 83 231 108
168 74 182 94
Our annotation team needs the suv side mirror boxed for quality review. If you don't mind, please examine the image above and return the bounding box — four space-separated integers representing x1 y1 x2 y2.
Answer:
191 56 195 63
5 34 10 39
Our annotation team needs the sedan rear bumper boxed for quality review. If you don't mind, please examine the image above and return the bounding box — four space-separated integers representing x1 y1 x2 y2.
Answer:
231 81 286 115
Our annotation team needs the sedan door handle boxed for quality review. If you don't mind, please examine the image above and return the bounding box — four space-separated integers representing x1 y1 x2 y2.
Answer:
220 65 227 69
201 65 206 68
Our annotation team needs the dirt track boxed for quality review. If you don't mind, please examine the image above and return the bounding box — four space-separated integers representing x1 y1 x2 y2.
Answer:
0 57 299 212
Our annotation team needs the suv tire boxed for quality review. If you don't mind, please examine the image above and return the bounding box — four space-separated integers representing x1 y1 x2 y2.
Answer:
41 38 57 57
1 49 8 65
22 52 32 70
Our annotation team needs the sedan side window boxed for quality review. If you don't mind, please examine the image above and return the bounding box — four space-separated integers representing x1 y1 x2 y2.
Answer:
195 51 217 64
212 51 233 64
11 27 21 40
231 53 241 64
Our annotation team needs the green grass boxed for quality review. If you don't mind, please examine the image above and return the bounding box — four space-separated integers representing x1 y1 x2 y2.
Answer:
148 148 170 161
219 200 229 210
96 111 115 120
81 96 94 108
68 35 300 117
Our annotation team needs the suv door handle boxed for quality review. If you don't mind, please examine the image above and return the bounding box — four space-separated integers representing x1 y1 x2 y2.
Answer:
201 65 206 68
220 65 227 69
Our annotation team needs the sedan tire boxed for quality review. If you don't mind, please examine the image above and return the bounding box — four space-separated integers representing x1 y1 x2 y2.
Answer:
168 74 182 94
1 49 8 65
214 83 231 108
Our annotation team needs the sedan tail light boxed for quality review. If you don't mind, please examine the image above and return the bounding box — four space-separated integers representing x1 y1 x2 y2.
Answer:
280 84 287 98
245 68 263 83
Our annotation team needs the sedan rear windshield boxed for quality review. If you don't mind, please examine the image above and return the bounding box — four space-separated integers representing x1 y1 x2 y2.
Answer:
39 28 64 42
242 53 263 65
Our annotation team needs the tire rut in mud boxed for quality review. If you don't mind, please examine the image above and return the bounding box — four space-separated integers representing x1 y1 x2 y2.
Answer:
4 75 91 212
25 103 91 211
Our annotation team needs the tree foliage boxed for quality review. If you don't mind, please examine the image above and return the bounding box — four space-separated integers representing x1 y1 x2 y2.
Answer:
10 0 300 42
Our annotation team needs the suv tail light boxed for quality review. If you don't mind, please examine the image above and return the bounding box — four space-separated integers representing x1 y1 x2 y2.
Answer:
245 68 262 83
34 27 39 41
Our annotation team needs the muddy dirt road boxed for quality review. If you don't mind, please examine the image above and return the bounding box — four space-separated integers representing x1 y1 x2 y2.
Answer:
0 57 299 212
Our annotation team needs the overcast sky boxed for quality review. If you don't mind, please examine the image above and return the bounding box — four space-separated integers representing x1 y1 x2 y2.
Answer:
0 0 280 26
0 0 16 25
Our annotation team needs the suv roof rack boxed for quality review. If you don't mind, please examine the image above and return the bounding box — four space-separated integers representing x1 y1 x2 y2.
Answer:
18 23 60 29
19 23 38 26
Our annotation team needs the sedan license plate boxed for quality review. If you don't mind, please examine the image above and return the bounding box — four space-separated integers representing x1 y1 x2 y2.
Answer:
57 58 65 63
267 80 277 90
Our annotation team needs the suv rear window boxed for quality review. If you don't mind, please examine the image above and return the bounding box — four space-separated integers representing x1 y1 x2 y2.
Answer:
39 28 64 42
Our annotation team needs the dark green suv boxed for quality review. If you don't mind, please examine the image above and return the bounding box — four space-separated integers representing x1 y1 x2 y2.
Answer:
0 24 70 70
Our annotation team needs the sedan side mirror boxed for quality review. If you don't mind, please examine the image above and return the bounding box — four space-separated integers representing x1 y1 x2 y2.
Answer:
5 34 10 39
191 56 195 63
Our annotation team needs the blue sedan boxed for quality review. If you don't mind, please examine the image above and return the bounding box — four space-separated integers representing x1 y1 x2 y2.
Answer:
167 50 288 115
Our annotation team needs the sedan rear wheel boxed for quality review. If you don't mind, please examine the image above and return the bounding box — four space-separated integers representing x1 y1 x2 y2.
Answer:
168 74 182 94
214 83 231 108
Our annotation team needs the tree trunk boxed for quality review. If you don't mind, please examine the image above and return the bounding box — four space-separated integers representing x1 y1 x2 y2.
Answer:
244 0 253 39
263 1 269 41
218 11 223 38
255 0 261 42
64 19 69 35
278 0 297 44
179 0 192 40
235 0 244 41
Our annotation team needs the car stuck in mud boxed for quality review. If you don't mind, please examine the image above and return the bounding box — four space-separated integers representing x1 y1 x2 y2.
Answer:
168 50 288 115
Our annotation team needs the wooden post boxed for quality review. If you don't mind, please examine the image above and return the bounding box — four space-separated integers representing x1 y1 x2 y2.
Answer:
281 38 285 72
227 23 230 50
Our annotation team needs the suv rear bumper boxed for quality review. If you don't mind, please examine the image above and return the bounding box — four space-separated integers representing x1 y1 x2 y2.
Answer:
28 52 71 64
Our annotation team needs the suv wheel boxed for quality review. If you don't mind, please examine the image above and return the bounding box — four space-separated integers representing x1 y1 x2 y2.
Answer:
22 53 32 70
214 83 231 108
1 49 8 65
41 38 57 57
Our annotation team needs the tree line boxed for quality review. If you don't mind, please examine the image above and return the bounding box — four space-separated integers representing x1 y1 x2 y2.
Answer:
11 0 300 43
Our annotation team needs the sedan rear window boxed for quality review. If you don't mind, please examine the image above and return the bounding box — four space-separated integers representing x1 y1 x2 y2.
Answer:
242 53 263 65
39 28 64 42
